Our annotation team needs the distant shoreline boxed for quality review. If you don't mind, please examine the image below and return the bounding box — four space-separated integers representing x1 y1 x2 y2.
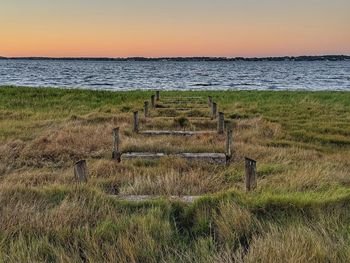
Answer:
0 55 349 62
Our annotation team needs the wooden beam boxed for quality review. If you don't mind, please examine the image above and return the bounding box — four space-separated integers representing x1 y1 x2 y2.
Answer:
159 100 207 105
145 116 214 121
139 130 215 136
121 152 227 164
115 195 201 203
178 153 226 163
156 91 160 101
157 107 207 111
156 104 208 109
122 152 166 160
162 96 203 100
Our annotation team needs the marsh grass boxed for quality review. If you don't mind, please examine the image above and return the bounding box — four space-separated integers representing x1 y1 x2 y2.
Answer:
1 86 350 262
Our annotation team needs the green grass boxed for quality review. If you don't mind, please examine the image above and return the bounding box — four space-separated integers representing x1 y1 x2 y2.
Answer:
1 86 350 262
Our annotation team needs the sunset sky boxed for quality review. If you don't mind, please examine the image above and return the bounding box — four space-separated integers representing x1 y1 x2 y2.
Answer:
1 0 349 57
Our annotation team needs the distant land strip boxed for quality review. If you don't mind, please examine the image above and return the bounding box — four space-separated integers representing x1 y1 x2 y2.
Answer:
0 55 349 62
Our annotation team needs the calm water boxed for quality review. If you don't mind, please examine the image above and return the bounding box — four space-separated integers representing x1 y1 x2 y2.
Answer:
0 60 349 91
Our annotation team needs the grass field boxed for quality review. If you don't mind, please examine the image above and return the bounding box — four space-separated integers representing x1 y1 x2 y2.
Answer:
1 86 350 262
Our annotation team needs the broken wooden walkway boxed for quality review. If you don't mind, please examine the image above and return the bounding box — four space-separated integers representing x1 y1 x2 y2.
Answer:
114 92 232 164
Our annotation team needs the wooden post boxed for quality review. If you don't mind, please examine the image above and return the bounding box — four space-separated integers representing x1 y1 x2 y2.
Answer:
144 101 149 118
151 95 156 108
74 160 88 182
212 102 217 119
156 91 160 101
218 112 225 134
112 128 121 162
245 157 257 191
133 111 139 133
208 96 212 107
226 127 233 161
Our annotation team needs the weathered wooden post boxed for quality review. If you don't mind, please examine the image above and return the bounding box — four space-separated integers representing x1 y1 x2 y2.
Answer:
133 111 139 133
156 91 160 101
74 160 88 182
208 96 213 107
218 112 225 134
226 127 233 162
212 102 217 119
144 101 149 118
151 95 156 108
245 157 257 191
112 128 121 162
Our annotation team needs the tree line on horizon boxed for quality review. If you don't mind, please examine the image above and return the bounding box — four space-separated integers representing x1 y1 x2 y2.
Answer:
0 55 349 61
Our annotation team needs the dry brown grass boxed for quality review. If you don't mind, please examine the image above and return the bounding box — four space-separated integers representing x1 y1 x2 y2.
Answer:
244 223 350 263
1 88 350 262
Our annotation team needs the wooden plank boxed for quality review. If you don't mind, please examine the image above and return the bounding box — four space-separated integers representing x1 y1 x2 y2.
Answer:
156 104 208 109
116 195 201 203
122 152 167 160
177 153 226 163
156 107 207 111
121 152 227 163
146 116 214 120
139 130 215 136
158 100 207 105
162 96 204 100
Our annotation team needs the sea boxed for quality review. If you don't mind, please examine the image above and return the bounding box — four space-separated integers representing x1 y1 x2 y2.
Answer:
0 59 349 91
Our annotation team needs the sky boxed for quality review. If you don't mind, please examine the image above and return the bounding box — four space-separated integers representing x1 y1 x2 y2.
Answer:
0 0 349 57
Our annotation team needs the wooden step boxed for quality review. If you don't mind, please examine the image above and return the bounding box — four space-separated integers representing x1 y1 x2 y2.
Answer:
162 96 204 100
115 195 201 203
156 104 208 109
160 101 207 105
147 116 213 120
121 152 227 164
139 130 216 136
156 107 208 111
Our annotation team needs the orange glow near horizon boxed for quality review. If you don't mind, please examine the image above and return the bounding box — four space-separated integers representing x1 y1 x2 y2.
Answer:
1 0 350 57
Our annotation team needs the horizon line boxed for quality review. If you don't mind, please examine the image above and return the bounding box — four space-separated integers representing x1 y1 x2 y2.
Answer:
1 54 350 60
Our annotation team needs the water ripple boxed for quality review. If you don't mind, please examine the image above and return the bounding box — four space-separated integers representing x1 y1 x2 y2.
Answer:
0 60 349 91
